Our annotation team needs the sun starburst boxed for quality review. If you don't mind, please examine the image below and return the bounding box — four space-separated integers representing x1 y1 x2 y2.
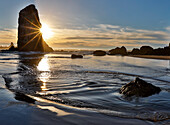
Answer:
40 23 53 40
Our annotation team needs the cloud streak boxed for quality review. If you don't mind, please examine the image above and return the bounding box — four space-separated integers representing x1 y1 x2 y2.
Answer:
1 24 170 49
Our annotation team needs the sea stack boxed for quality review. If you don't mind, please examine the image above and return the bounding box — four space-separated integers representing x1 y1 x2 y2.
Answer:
17 4 53 52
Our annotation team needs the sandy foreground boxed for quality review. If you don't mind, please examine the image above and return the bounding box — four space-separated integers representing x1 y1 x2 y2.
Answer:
0 76 157 125
130 55 170 60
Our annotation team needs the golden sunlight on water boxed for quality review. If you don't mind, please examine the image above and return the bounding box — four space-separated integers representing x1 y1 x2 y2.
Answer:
37 56 50 71
37 56 51 91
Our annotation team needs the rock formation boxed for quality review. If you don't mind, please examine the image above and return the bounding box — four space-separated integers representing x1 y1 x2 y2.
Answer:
8 42 18 51
93 50 106 56
131 48 140 55
108 46 127 56
120 77 161 97
17 4 53 52
139 46 153 55
71 54 83 59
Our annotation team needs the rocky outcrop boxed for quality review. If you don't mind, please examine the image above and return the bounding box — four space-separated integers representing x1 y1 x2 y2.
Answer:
71 54 83 59
17 4 53 52
93 50 106 56
8 42 18 51
120 77 161 97
108 46 127 56
130 48 140 55
140 46 153 55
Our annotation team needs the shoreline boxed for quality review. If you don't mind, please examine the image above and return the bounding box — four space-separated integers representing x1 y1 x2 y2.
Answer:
0 76 154 125
129 55 170 60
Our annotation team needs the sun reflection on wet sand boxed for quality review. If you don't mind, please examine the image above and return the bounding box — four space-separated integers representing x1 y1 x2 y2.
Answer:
37 56 50 71
37 56 51 91
37 105 72 116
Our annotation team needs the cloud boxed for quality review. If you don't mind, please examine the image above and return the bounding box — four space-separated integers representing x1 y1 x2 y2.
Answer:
48 24 170 49
1 24 170 49
53 41 114 48
65 36 113 40
166 26 170 31
0 28 11 32
0 28 17 45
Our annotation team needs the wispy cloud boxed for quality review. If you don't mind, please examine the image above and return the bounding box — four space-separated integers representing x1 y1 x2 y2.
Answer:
65 36 113 40
0 28 17 45
50 24 169 49
0 28 11 32
1 24 170 49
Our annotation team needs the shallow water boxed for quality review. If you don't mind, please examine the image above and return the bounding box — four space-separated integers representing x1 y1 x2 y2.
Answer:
1 52 170 123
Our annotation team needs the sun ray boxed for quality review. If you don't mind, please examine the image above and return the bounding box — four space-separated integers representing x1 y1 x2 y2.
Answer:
34 34 41 50
23 26 40 30
20 32 40 50
33 12 41 27
21 30 40 37
22 15 40 29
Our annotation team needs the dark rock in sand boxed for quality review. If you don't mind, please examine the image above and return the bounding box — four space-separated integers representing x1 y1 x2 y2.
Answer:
93 50 106 56
120 77 161 97
108 46 127 56
71 54 83 59
17 4 53 52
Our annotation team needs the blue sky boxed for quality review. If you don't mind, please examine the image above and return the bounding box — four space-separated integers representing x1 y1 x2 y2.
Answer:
0 0 170 49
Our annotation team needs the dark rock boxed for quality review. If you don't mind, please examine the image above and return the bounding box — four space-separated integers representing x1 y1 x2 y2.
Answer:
17 4 53 52
93 50 106 56
140 46 153 55
8 42 18 51
71 54 83 59
14 92 35 103
120 77 161 97
108 46 127 55
131 48 140 55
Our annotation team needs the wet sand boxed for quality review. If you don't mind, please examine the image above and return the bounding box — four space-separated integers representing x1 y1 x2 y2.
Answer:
0 76 154 125
130 55 170 60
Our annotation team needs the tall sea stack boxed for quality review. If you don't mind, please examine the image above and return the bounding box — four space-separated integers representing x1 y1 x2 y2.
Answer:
17 4 53 52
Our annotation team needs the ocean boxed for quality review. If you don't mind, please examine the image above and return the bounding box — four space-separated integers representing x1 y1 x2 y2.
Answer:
0 51 170 124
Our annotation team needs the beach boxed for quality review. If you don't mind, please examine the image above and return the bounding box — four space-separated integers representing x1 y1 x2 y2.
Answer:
0 77 153 125
130 55 170 60
0 52 170 125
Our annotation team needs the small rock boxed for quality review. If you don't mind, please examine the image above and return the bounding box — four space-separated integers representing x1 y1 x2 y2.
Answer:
120 77 161 97
93 50 106 56
71 54 83 59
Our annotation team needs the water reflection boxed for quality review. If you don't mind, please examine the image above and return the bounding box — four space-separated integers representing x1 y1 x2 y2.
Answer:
37 56 50 71
17 54 46 93
37 55 50 91
4 53 52 102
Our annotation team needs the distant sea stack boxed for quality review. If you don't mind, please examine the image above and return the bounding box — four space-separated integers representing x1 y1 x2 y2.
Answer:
17 4 53 52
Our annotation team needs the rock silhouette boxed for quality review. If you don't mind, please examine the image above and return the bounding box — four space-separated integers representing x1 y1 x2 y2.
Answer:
93 50 106 56
71 54 83 59
108 46 127 55
17 4 53 52
139 46 153 55
8 42 18 51
120 77 161 97
131 48 140 55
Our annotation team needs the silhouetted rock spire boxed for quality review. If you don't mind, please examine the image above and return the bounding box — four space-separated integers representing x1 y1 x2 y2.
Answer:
17 4 53 52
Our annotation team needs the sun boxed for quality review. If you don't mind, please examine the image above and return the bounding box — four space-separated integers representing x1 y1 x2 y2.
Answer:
40 23 53 40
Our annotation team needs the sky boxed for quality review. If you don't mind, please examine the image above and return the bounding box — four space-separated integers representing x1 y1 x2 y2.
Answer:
0 0 170 50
